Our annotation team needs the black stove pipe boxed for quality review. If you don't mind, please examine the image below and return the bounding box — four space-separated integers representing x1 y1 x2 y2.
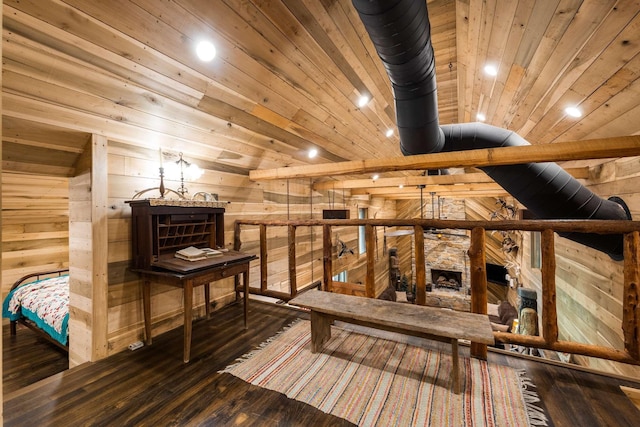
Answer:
352 0 631 259
354 0 445 155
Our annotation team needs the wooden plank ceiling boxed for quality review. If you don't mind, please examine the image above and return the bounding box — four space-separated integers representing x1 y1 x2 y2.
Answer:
2 0 639 197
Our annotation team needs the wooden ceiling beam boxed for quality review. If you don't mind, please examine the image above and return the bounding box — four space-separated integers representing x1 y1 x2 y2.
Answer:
317 173 492 190
379 190 510 200
351 182 506 196
313 167 589 190
351 183 504 195
249 136 640 181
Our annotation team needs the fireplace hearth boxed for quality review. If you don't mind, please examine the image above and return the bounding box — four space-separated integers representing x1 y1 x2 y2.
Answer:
430 269 463 290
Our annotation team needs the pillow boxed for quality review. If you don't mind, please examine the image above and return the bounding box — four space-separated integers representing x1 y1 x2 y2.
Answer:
395 291 408 303
487 303 499 317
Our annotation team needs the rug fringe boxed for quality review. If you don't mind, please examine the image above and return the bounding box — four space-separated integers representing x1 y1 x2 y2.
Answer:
516 369 550 426
219 318 304 373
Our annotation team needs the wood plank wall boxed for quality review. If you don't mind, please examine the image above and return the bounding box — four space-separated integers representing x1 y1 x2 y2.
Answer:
1 142 395 359
68 163 93 366
395 171 640 380
106 142 396 355
1 173 70 292
465 197 514 266
465 197 518 306
519 157 640 379
2 25 4 420
68 135 109 366
5 152 639 382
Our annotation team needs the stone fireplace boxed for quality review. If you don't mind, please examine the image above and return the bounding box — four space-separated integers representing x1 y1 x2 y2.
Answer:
422 200 470 294
424 235 470 293
423 234 471 311
404 199 472 298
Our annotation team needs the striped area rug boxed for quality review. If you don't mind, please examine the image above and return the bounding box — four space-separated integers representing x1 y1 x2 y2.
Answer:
222 319 549 426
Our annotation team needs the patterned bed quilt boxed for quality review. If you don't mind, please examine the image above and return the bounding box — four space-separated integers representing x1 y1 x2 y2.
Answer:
2 275 69 346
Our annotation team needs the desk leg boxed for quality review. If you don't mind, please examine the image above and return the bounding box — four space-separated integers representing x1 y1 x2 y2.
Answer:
451 338 460 394
204 283 211 318
183 279 193 363
243 266 249 330
143 280 152 345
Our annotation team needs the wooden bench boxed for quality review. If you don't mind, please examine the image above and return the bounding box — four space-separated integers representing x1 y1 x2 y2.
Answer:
289 289 495 394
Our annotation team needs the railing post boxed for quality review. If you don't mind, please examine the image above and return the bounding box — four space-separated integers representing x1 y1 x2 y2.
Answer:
623 231 640 360
541 229 558 344
414 225 426 305
288 224 298 298
468 227 488 359
234 222 242 251
260 224 268 292
234 222 242 299
365 224 376 298
323 224 332 292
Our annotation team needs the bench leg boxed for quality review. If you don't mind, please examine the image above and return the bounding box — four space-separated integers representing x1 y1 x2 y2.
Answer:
451 338 461 394
310 311 332 353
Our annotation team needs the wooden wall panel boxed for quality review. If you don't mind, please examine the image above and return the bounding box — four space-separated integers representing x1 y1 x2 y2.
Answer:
1 173 69 293
521 157 640 379
465 197 513 266
1 24 3 415
396 180 640 379
105 142 396 355
68 134 109 366
393 200 418 286
68 169 92 367
2 0 640 393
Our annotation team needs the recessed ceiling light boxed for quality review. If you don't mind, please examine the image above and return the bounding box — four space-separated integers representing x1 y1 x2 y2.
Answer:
399 184 404 189
484 64 498 77
476 113 486 122
385 129 394 137
372 174 379 181
357 95 370 108
308 148 318 159
196 40 217 62
565 106 582 118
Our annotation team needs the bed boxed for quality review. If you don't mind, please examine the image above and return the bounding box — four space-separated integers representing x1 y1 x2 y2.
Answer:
2 269 70 351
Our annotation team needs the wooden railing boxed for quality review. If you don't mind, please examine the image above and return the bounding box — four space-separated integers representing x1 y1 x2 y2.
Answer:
235 218 640 365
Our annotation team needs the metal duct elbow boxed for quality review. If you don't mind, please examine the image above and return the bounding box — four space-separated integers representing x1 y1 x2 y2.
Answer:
352 0 445 154
441 123 631 259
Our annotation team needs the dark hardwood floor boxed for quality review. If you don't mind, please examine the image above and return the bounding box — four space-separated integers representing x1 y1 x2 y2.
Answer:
4 300 640 426
3 323 69 395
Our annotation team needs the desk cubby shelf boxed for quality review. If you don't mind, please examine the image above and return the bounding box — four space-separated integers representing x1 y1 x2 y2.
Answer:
126 199 225 269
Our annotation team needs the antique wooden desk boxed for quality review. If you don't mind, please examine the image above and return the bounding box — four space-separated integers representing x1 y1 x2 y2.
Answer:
126 199 256 362
132 251 256 363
